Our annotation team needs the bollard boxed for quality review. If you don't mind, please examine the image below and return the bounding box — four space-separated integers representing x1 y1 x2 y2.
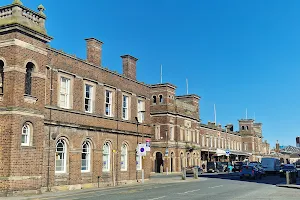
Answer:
182 168 186 180
286 171 290 184
97 176 100 188
194 167 198 179
141 169 144 184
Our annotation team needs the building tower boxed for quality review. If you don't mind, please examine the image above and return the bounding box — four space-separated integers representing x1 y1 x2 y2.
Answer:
0 0 52 195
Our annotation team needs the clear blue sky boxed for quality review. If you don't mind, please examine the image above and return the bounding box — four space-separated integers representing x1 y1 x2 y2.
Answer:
6 0 300 148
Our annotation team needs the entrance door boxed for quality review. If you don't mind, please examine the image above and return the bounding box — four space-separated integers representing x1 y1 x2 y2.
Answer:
155 152 163 173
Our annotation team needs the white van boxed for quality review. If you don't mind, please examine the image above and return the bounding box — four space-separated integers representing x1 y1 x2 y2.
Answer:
261 157 281 173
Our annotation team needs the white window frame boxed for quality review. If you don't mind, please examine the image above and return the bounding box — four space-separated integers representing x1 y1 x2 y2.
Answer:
105 90 113 117
121 144 128 171
81 141 91 172
136 154 142 170
55 139 67 173
137 99 145 123
84 84 93 113
59 77 71 109
102 142 111 172
122 95 129 120
155 125 160 140
169 126 174 141
21 123 30 146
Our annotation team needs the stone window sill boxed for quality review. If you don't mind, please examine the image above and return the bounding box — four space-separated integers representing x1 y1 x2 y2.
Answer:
24 94 38 104
20 145 36 149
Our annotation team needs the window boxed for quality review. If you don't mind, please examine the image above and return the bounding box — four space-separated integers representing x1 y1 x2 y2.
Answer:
122 95 129 120
136 154 142 170
155 125 160 140
25 62 34 95
121 144 128 171
218 138 220 148
180 128 184 141
206 137 209 147
192 131 195 142
56 139 67 173
81 141 91 172
214 137 217 148
210 137 213 147
202 135 205 146
169 126 174 141
246 126 249 130
84 84 93 113
222 138 224 149
0 60 4 94
159 95 163 103
105 90 113 116
21 123 30 146
153 96 157 104
242 126 245 130
102 142 110 172
196 131 199 144
137 99 145 123
60 77 71 108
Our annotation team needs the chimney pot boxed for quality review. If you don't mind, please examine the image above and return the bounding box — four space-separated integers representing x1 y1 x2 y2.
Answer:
85 38 103 66
121 54 138 80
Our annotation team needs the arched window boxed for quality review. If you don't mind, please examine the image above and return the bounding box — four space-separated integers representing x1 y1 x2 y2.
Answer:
56 139 67 173
102 142 110 172
81 141 91 172
246 126 249 130
0 60 4 94
121 143 128 171
242 126 245 130
21 123 31 146
153 96 157 104
25 62 34 95
159 95 163 103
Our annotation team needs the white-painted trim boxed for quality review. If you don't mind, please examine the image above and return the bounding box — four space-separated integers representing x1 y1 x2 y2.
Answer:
0 39 47 55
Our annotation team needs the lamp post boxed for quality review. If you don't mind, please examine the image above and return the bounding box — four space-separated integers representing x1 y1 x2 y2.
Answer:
165 129 169 174
135 110 145 182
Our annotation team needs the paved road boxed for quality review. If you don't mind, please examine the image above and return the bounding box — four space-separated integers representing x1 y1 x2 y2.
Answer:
9 174 300 200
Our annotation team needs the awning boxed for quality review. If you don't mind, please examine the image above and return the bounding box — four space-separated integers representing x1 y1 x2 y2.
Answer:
216 149 226 156
230 150 250 156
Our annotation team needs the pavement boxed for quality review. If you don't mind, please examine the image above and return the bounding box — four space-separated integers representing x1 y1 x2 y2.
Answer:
2 172 300 200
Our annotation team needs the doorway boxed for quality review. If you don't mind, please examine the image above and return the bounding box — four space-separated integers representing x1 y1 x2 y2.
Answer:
155 152 163 173
171 152 174 172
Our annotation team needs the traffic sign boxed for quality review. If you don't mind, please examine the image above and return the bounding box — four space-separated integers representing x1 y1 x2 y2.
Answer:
136 144 147 156
145 139 151 152
225 149 230 157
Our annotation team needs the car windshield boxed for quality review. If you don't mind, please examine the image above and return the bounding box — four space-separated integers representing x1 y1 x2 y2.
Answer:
283 166 295 169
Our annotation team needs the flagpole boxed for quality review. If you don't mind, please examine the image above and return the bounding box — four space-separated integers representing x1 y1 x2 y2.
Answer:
214 104 216 125
186 78 188 95
160 64 162 84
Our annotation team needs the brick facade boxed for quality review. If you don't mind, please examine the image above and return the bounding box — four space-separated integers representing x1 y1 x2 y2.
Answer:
0 1 151 196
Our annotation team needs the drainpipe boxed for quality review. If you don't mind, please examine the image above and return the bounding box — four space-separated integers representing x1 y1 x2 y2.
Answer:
46 64 53 192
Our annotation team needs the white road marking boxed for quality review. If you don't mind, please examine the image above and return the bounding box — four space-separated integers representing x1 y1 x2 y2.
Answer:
147 196 166 200
209 185 223 189
177 189 201 195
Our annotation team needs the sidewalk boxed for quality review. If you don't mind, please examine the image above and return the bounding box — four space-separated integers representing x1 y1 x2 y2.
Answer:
276 178 300 189
0 173 207 200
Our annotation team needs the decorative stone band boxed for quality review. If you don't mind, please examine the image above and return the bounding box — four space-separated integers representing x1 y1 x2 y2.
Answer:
0 38 48 55
0 176 41 181
0 110 44 118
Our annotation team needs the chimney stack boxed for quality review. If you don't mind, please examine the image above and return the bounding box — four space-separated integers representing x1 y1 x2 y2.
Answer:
85 38 103 66
121 55 138 80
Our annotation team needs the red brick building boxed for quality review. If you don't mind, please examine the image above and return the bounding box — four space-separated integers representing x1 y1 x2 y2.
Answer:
150 84 270 173
0 1 152 196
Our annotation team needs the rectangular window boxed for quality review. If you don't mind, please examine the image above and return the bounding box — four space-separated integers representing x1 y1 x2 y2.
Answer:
206 137 209 147
180 129 184 141
122 95 129 120
137 99 145 123
210 137 213 147
214 137 217 148
192 131 195 142
202 135 205 146
222 138 224 149
60 77 71 108
105 90 112 116
218 138 220 148
121 145 128 171
84 84 93 113
155 126 160 140
196 131 199 144
170 126 174 141
136 154 142 170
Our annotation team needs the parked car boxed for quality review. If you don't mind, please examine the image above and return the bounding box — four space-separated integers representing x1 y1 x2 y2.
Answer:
248 163 266 176
186 166 203 176
294 161 300 169
240 165 262 180
261 157 281 174
279 164 298 178
207 162 224 173
233 161 245 172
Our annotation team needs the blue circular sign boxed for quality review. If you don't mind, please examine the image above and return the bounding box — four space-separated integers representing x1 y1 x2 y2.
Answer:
140 148 145 152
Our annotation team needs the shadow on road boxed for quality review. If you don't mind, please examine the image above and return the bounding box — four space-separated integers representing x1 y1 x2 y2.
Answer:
198 172 294 185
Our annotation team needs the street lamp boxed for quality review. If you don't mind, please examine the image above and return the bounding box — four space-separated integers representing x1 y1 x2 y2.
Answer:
135 110 145 182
